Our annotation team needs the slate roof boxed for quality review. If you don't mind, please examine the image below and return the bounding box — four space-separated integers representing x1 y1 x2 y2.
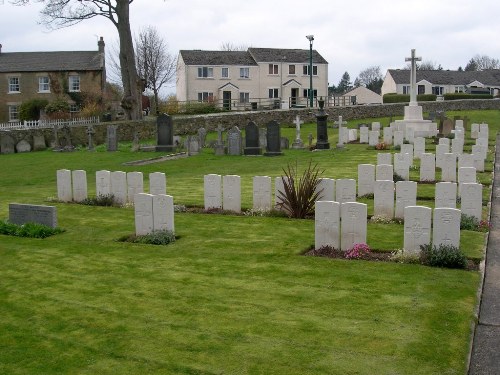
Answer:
0 51 105 73
179 48 328 66
388 69 500 86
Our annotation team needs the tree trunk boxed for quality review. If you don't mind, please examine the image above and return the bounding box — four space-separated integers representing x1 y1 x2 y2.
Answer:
116 0 142 120
153 88 160 115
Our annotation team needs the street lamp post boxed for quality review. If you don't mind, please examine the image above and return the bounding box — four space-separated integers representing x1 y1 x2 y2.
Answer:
306 35 314 108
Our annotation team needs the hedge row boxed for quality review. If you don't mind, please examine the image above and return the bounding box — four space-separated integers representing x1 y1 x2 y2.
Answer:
383 94 437 103
443 93 493 100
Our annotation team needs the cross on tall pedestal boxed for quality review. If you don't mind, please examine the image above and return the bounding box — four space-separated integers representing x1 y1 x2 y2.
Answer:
405 49 422 105
294 115 304 141
335 115 348 148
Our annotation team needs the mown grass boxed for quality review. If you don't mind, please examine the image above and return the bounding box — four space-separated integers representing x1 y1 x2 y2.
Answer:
0 109 496 374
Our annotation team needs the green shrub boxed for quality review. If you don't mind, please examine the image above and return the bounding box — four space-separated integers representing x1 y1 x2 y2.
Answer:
383 93 437 103
419 244 467 269
0 221 64 239
135 230 176 245
443 93 493 100
45 97 70 118
277 161 323 218
19 99 49 121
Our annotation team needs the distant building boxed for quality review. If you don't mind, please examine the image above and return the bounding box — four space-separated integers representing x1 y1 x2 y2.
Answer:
176 47 329 110
342 86 382 104
381 69 500 97
0 38 106 123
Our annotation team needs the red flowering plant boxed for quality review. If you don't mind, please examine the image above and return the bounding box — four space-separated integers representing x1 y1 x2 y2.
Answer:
345 243 371 259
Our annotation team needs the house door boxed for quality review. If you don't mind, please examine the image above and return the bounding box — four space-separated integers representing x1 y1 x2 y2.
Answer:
223 91 231 110
418 85 425 95
291 88 299 106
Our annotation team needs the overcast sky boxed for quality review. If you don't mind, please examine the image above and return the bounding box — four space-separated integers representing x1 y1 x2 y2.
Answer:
1 0 499 95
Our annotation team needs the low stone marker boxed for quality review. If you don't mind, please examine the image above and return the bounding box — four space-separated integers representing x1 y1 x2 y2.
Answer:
223 175 241 213
204 174 222 210
433 208 461 248
403 206 431 254
149 172 167 196
96 170 111 197
335 179 356 204
315 200 340 250
340 202 367 251
9 203 57 228
253 176 272 211
316 178 335 201
357 164 375 197
57 169 72 202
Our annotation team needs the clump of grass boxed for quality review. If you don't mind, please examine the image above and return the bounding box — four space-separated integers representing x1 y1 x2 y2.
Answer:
420 244 467 269
390 249 420 264
81 194 117 207
0 221 65 239
119 230 176 245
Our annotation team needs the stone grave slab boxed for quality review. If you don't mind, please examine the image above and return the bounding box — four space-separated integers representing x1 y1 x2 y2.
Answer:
9 203 57 228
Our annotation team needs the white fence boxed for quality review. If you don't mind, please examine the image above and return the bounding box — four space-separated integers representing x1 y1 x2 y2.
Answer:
0 116 100 131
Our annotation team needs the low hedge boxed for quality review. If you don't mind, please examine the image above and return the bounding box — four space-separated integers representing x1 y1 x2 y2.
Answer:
443 93 493 100
383 93 437 103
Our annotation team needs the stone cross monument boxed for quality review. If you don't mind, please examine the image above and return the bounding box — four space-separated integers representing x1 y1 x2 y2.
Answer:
405 49 422 106
292 115 304 149
335 115 347 149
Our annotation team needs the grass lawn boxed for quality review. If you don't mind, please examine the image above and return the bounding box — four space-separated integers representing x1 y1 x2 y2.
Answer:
0 109 496 374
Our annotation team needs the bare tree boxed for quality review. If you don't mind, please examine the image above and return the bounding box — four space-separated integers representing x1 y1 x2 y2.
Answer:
356 66 383 94
135 26 176 113
403 60 439 70
11 0 142 120
219 42 249 51
468 54 500 71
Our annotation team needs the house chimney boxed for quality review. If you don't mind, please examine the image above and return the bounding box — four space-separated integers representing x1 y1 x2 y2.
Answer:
98 37 105 53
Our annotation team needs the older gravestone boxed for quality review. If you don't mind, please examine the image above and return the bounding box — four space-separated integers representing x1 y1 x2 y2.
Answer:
420 153 436 182
264 121 283 156
441 153 457 182
87 125 95 151
460 183 482 221
435 182 457 208
107 125 118 152
223 175 241 213
335 179 356 204
51 124 62 151
280 137 290 150
96 170 111 197
374 180 394 218
316 178 335 201
315 201 341 250
198 127 207 148
9 203 57 228
57 169 72 202
315 101 329 149
152 194 175 233
340 202 367 251
186 135 200 156
395 181 417 219
204 174 222 210
253 176 272 211
259 128 267 150
214 124 225 156
433 208 461 248
335 116 347 149
72 170 88 202
244 121 261 155
131 131 140 152
135 193 154 236
357 164 375 197
376 164 393 181
127 172 144 204
1 133 15 154
227 126 242 156
149 172 167 196
404 206 431 254
61 124 74 151
33 134 46 151
441 119 453 136
155 114 175 152
110 171 127 206
292 116 304 149
16 139 31 153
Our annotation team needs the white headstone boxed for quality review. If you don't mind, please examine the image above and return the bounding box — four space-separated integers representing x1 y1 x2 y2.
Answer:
439 138 450 146
360 126 369 144
400 144 414 165
435 144 449 169
441 153 457 182
348 129 358 142
315 201 340 250
393 131 404 147
57 169 72 202
404 206 432 254
127 171 144 204
335 179 356 204
435 182 457 208
451 138 464 156
413 137 425 159
460 183 482 221
152 194 174 232
253 176 272 211
374 180 394 218
357 164 375 197
376 164 393 181
96 170 111 197
341 202 368 251
458 154 475 169
458 166 477 197
383 127 393 145
222 175 241 213
471 145 485 172
372 122 381 131
433 208 461 248
72 170 88 203
420 153 436 182
479 123 489 140
110 171 127 206
368 130 380 146
204 174 222 210
316 178 336 201
405 127 414 143
455 119 464 129
275 176 290 210
377 153 392 165
395 181 417 219
149 172 167 196
135 193 154 236
473 142 488 160
471 123 479 139
394 153 410 181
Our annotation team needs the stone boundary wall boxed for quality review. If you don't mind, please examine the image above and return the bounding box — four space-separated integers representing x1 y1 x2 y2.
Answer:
1 99 499 150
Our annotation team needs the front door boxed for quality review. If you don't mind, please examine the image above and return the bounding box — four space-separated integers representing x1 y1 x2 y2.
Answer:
291 88 299 106
223 91 231 110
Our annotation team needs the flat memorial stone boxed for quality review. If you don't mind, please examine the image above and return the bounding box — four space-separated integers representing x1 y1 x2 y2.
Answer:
9 203 57 228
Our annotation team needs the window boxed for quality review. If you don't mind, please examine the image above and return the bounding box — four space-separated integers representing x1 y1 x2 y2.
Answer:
239 92 250 103
38 76 50 93
432 86 444 95
268 64 278 75
8 77 20 93
268 88 279 98
302 65 318 76
8 105 19 121
288 65 295 75
455 86 464 93
402 85 410 95
68 75 80 92
221 67 229 78
303 89 318 98
197 67 213 78
69 103 80 113
240 67 249 79
197 92 214 102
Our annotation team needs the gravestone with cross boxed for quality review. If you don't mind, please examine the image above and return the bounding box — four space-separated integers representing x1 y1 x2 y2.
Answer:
214 124 225 156
292 115 304 149
335 116 347 149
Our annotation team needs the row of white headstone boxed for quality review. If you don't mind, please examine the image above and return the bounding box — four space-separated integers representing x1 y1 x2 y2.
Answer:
56 169 167 205
134 193 174 236
315 202 461 254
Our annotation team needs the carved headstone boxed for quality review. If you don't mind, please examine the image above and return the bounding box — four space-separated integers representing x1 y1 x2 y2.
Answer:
107 125 118 152
227 126 242 156
155 113 175 152
1 133 15 154
315 201 341 250
244 121 261 155
264 120 283 156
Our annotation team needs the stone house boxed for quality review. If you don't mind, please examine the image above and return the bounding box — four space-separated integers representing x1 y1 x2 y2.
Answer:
0 37 106 123
342 86 382 105
381 69 500 97
176 47 328 110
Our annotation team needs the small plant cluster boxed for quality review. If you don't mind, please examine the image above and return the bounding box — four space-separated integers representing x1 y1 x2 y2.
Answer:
0 221 64 239
460 214 490 232
393 173 406 182
133 230 176 245
390 249 420 264
174 204 187 213
81 194 117 207
345 243 371 259
370 215 395 224
419 244 467 269
375 142 388 150
243 208 288 217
